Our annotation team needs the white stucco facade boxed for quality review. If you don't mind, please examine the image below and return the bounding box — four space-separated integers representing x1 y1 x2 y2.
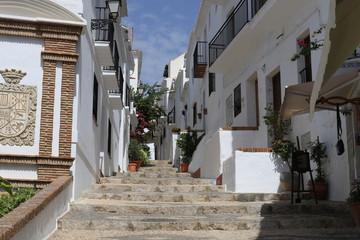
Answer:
158 0 358 201
0 0 139 199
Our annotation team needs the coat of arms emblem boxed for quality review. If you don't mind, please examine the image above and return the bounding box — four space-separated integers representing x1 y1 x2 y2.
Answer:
0 69 37 146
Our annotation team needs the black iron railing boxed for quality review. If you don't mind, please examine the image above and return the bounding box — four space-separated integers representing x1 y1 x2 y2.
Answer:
299 64 312 83
167 107 175 124
209 0 268 66
348 48 360 60
92 7 115 42
209 0 248 66
119 67 124 95
126 84 131 107
251 0 268 16
194 41 207 68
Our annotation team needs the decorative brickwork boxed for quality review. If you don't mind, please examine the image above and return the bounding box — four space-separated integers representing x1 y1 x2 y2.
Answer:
0 154 74 182
236 148 274 152
59 63 76 157
0 20 81 160
39 60 56 155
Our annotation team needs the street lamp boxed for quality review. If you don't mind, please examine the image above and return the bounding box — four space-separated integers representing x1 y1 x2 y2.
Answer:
107 0 121 19
138 83 144 95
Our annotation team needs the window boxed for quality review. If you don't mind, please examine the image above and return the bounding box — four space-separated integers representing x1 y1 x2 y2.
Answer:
209 72 216 96
107 119 112 157
234 83 241 117
272 72 281 113
299 35 312 83
92 75 99 122
193 103 197 127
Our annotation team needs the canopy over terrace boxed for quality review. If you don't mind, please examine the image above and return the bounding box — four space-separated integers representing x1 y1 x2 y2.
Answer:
310 0 360 117
281 71 360 119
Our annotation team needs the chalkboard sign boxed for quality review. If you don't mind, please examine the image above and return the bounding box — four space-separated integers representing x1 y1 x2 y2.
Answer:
292 151 310 172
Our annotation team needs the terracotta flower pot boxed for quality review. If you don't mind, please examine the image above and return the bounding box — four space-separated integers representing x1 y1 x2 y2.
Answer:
180 163 189 172
308 182 328 200
349 202 360 226
128 163 137 172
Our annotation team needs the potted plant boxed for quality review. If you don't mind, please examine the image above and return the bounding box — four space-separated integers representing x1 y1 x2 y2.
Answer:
176 128 204 172
308 138 328 200
203 108 208 115
197 113 202 119
172 127 181 134
346 179 360 226
263 106 295 191
128 139 149 170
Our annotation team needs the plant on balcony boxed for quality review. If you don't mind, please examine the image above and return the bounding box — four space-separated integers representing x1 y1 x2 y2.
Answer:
347 179 360 226
290 26 325 61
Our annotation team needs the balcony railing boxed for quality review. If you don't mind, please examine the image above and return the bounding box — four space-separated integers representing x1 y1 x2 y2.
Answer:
125 84 131 107
252 0 268 16
193 41 207 78
92 7 115 42
209 0 268 66
167 107 175 124
299 64 312 83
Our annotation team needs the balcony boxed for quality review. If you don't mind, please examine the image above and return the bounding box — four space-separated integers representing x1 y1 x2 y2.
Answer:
103 43 120 90
108 90 122 109
209 0 249 66
299 64 312 83
193 41 207 78
167 107 175 124
92 7 115 66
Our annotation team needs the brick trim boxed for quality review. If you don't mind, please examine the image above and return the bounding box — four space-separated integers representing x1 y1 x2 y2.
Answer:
0 154 74 181
59 63 76 156
39 60 56 155
236 148 274 152
0 176 72 240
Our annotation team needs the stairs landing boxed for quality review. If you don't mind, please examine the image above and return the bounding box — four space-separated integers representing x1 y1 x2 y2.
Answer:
48 160 360 239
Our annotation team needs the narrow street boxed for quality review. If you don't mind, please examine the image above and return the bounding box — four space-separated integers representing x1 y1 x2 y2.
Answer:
48 160 360 240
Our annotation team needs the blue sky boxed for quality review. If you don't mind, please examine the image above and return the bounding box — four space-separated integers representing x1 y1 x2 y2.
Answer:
124 0 200 85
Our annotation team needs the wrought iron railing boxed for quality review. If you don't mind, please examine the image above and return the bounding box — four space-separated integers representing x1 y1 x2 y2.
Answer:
125 84 131 107
209 0 248 66
251 0 268 16
167 107 175 124
194 41 207 68
299 64 312 83
92 7 115 42
209 0 268 66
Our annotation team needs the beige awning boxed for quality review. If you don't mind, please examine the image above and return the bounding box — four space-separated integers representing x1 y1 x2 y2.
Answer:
310 0 360 117
281 71 360 119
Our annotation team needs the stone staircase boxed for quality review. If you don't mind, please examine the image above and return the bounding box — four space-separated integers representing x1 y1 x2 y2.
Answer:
48 160 360 240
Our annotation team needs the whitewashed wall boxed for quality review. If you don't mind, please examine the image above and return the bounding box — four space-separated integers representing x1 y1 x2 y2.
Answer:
12 182 72 240
223 151 280 193
0 35 43 156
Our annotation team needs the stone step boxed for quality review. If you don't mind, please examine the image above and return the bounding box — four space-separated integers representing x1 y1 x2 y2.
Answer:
137 166 179 173
47 228 360 240
92 183 225 193
100 177 213 185
57 211 354 231
70 199 350 216
148 160 172 167
117 171 192 178
82 190 292 203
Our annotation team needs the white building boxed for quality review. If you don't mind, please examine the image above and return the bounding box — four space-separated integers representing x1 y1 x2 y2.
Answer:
160 0 360 201
0 0 139 199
